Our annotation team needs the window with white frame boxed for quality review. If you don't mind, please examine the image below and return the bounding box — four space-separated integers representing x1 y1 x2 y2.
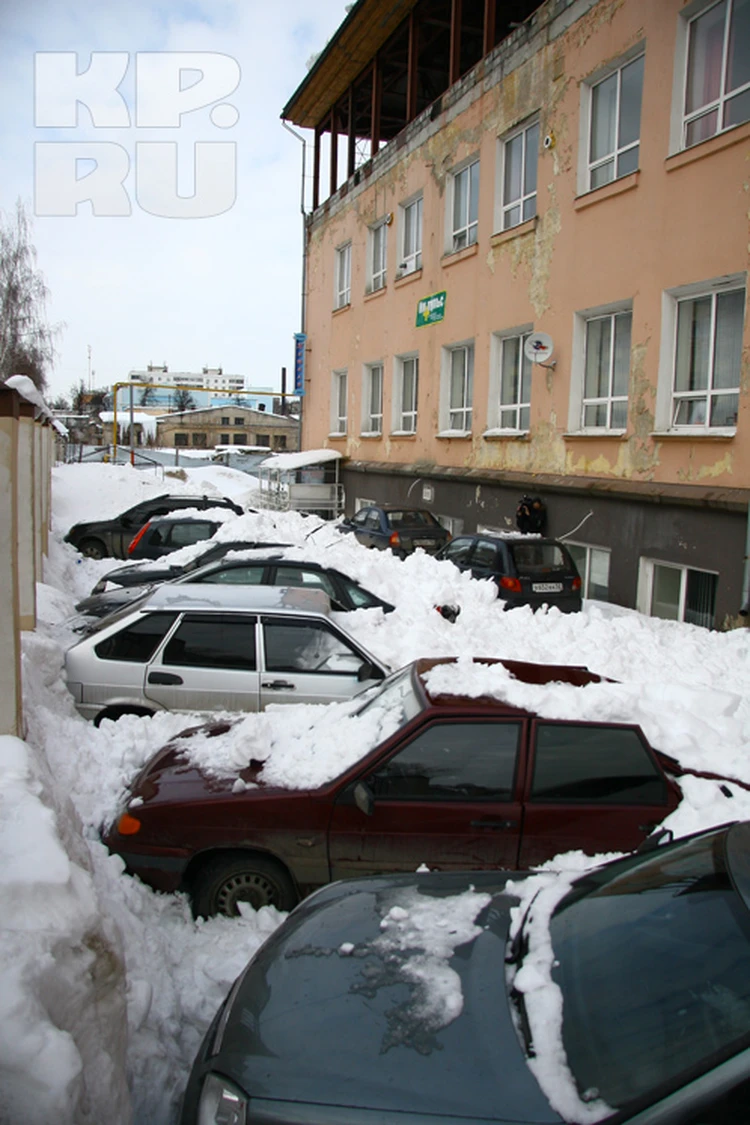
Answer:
335 243 351 309
394 355 419 433
362 363 384 434
682 0 750 149
495 331 533 430
638 558 717 629
450 159 479 251
587 54 644 190
331 370 347 434
441 344 474 431
399 195 422 275
581 309 632 429
369 220 387 292
567 543 611 601
500 121 539 229
671 284 744 428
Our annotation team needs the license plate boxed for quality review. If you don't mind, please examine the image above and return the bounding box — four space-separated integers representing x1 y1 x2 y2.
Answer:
413 539 435 548
532 582 563 593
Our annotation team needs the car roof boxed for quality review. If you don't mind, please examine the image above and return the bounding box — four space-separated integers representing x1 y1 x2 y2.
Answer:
141 583 333 616
414 656 605 709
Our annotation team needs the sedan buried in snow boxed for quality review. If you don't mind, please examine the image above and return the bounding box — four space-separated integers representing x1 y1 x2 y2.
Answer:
103 657 682 917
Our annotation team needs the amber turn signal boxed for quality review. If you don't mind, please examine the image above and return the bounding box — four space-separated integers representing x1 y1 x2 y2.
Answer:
117 812 142 836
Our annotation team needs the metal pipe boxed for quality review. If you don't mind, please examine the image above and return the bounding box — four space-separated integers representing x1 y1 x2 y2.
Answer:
740 503 750 614
281 119 309 437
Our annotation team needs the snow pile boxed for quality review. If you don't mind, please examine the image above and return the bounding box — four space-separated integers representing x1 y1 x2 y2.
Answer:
2 460 750 1122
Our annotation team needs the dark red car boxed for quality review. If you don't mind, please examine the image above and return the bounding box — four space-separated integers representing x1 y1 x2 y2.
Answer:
104 658 682 916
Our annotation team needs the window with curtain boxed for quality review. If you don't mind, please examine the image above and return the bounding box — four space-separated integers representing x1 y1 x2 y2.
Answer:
683 0 750 147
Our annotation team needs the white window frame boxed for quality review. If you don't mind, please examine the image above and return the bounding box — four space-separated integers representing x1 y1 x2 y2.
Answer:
497 120 539 231
392 354 419 434
330 369 348 435
584 53 644 192
439 342 474 433
335 242 351 309
488 325 533 432
368 219 387 292
580 309 632 430
398 194 423 276
568 300 632 434
676 0 750 151
447 158 479 253
362 362 384 435
637 557 718 628
355 497 377 512
655 274 745 433
566 542 611 601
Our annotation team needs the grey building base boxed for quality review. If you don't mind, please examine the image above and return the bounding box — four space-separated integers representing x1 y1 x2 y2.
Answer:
342 460 750 628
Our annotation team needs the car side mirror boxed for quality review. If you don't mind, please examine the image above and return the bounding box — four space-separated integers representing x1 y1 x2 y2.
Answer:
353 781 374 816
358 661 385 682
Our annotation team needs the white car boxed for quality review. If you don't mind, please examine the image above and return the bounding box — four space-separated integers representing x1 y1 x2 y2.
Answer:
64 585 389 724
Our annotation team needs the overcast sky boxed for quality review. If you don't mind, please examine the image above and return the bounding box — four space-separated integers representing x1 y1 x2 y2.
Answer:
0 0 349 401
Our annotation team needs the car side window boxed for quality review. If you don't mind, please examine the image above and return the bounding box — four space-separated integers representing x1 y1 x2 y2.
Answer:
364 510 381 530
263 618 363 674
339 577 381 609
94 612 177 662
195 565 266 585
352 509 370 527
167 521 215 548
472 539 499 568
274 566 337 600
530 723 667 804
368 722 520 801
162 613 257 670
442 539 472 563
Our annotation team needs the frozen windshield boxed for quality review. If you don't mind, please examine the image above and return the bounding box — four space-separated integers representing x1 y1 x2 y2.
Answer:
549 829 750 1111
352 665 424 727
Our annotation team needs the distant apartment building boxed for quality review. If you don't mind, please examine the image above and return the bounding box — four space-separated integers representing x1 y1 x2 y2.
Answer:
126 364 279 412
282 0 750 628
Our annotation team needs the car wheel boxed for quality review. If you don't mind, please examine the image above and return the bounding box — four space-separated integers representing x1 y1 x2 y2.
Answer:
78 538 107 560
93 706 155 726
191 853 298 918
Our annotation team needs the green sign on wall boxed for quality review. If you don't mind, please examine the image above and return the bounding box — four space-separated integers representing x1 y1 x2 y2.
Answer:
416 290 447 327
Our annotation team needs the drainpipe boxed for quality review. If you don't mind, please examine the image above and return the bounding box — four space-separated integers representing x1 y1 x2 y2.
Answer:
281 119 309 443
741 504 750 615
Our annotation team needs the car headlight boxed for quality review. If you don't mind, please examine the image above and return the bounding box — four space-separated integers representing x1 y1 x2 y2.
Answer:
197 1074 247 1125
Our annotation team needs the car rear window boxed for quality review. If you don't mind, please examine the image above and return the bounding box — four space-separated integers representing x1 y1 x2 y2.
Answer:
94 612 177 663
509 541 571 574
387 510 439 528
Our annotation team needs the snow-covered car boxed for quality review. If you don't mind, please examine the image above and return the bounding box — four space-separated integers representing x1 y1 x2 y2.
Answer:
63 493 243 559
103 657 684 917
436 533 583 612
64 584 389 724
338 505 450 557
179 820 750 1125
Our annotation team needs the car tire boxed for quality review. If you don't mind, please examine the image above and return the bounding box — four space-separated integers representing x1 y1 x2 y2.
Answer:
93 706 155 726
191 852 298 918
78 538 108 560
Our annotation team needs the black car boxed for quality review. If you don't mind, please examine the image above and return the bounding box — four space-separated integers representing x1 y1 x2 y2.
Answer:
339 505 450 557
124 514 236 561
64 494 243 560
437 533 582 612
181 820 750 1125
75 554 395 620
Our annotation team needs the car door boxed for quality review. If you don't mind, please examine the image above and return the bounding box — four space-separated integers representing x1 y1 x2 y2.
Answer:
517 720 678 867
143 611 260 712
258 615 380 707
439 537 476 574
327 719 524 880
467 538 503 581
350 508 382 548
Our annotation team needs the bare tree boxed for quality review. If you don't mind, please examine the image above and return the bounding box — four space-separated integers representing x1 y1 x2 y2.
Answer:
139 378 157 406
0 201 58 391
173 388 197 412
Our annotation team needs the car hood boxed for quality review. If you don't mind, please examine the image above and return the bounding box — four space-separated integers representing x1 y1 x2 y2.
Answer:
101 561 182 587
128 735 278 804
76 584 155 617
207 873 560 1122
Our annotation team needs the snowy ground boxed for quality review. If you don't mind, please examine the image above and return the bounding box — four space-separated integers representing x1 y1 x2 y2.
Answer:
3 460 750 1124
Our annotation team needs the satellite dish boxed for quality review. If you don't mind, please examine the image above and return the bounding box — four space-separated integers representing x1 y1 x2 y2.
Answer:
524 332 555 366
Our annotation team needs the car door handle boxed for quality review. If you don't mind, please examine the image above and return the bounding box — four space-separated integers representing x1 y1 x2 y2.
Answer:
147 671 184 685
470 820 518 830
262 680 295 690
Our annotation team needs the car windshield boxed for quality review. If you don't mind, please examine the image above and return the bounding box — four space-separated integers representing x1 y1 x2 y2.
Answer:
509 541 570 574
351 664 424 727
386 510 439 529
549 828 750 1111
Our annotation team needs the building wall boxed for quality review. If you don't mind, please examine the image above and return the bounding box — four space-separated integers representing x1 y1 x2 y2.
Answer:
298 0 750 625
156 407 299 450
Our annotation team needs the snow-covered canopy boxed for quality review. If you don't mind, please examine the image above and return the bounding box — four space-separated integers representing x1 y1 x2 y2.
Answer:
260 447 342 470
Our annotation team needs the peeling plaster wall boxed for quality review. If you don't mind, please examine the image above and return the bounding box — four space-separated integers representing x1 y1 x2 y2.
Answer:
300 0 750 499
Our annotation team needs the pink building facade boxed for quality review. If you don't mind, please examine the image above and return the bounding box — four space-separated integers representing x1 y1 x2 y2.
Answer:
283 0 750 627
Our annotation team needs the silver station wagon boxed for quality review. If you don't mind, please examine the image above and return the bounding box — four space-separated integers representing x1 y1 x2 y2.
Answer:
64 586 389 724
